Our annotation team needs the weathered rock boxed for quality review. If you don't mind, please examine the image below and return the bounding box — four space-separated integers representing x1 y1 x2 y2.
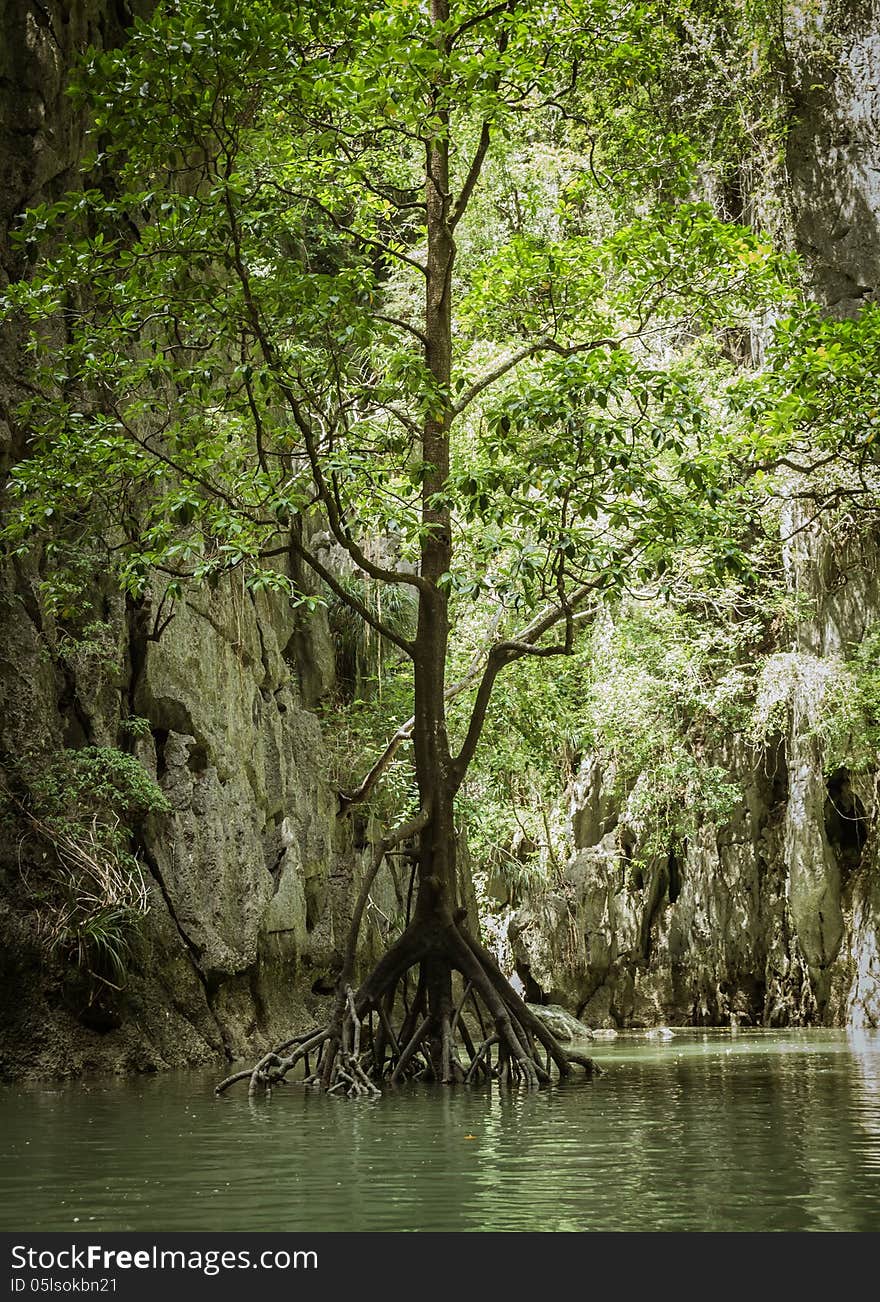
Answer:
508 743 807 1028
0 1 425 1079
0 555 420 1078
526 1003 593 1042
509 516 880 1031
785 0 880 314
501 0 880 1034
783 675 844 1008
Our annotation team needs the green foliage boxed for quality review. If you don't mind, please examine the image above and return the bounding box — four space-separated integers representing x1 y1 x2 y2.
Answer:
455 641 584 887
327 574 417 694
459 559 790 885
0 0 796 612
826 628 880 773
463 206 789 343
29 746 170 822
573 588 791 864
0 0 829 907
740 302 880 472
57 620 122 678
3 748 169 992
63 903 143 991
37 551 104 624
320 663 420 823
119 715 152 739
752 626 880 776
489 852 548 902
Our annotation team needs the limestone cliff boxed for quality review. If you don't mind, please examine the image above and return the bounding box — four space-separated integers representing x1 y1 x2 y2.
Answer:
507 522 880 1029
0 0 411 1079
785 0 880 313
506 0 880 1029
0 559 420 1078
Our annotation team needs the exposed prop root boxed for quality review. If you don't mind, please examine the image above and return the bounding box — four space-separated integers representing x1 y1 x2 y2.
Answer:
215 917 599 1099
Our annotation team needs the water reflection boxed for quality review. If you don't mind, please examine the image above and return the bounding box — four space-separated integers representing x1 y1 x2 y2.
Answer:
847 1028 880 1179
1 1031 880 1231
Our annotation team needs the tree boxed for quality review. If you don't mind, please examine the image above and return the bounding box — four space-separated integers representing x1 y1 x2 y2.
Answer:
2 0 790 1093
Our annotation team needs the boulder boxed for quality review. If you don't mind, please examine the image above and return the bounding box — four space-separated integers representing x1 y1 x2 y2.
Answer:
526 1003 593 1042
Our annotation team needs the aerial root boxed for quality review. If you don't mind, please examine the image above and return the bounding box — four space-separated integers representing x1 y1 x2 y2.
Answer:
214 920 598 1098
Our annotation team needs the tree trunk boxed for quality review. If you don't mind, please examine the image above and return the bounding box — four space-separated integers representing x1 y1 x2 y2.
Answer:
213 0 598 1101
413 4 457 929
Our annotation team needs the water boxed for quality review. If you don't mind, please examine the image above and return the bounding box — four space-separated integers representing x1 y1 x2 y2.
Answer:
2 1030 880 1232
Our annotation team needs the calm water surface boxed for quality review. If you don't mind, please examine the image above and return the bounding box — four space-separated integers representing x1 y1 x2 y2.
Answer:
2 1030 880 1232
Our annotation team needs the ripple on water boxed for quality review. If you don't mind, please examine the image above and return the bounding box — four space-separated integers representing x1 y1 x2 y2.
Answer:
1 1030 880 1231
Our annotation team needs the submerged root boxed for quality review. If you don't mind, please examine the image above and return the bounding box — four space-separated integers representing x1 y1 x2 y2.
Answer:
215 918 599 1099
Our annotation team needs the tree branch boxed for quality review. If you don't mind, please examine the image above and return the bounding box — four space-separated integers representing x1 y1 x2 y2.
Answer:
340 570 608 812
287 393 430 593
449 14 511 231
218 175 430 597
286 527 415 657
338 805 431 986
338 612 505 810
373 313 430 348
452 335 621 416
338 717 416 813
267 182 427 277
450 579 608 786
449 1 512 47
450 122 491 230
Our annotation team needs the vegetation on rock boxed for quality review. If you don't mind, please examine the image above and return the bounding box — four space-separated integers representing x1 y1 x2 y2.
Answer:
0 747 168 997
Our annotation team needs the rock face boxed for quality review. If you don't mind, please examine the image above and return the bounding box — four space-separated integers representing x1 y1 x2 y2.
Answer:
0 497 441 1075
507 2 880 1030
0 1 415 1079
508 604 880 1029
0 556 417 1077
508 743 813 1028
507 487 880 1029
526 1003 593 1043
785 0 880 313
510 519 880 1029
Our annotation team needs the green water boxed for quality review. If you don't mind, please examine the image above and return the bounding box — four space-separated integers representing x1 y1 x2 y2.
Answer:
2 1030 880 1232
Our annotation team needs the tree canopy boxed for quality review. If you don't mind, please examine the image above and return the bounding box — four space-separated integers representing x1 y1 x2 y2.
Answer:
4 0 792 623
